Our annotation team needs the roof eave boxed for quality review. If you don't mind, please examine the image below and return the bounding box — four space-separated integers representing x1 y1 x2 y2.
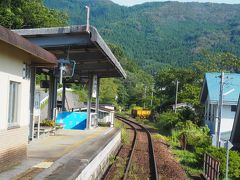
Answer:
90 26 127 79
0 26 57 66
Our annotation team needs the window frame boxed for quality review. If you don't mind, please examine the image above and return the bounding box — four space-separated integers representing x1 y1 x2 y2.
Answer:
231 105 237 112
8 81 20 128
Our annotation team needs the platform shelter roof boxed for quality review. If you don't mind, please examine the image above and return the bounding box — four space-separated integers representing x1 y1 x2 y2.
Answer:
14 25 126 80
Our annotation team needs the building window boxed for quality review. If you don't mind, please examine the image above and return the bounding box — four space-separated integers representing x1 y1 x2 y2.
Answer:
231 105 237 112
8 81 20 127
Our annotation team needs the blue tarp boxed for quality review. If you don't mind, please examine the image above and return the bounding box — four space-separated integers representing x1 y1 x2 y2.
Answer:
56 112 87 130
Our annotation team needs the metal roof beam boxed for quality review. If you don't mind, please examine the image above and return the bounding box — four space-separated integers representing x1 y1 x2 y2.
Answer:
27 35 92 48
76 63 113 70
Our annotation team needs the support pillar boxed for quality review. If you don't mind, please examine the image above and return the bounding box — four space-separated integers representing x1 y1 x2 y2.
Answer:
29 67 36 141
95 77 100 120
53 74 58 119
48 71 58 120
62 83 66 111
48 73 54 119
87 75 93 129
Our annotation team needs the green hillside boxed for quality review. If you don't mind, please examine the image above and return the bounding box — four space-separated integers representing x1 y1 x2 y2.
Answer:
44 0 240 72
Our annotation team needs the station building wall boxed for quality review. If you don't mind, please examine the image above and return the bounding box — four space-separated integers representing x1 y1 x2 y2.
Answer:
0 41 31 172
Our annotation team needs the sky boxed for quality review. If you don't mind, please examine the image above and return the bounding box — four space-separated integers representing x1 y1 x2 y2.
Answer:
111 0 240 6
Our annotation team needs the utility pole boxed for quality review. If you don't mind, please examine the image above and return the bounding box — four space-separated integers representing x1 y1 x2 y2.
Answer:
144 85 147 109
85 6 90 32
216 72 224 147
150 85 154 107
175 80 179 113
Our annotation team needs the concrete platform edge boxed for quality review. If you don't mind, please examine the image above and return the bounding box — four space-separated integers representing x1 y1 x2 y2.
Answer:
76 128 121 180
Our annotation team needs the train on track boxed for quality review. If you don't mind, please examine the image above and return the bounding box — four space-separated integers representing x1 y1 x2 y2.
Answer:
131 107 151 119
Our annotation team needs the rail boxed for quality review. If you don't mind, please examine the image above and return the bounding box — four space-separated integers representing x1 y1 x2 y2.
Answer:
116 116 158 180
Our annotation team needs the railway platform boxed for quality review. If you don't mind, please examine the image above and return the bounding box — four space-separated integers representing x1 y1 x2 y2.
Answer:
0 127 121 180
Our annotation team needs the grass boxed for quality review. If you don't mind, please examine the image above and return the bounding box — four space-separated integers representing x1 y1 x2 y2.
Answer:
172 149 202 176
108 155 117 165
151 133 169 142
115 120 129 145
106 118 130 179
128 163 140 180
115 156 127 178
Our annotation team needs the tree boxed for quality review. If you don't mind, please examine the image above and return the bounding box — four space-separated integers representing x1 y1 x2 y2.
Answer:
154 68 197 110
108 43 154 108
0 0 68 29
193 51 240 78
100 78 118 104
178 84 201 107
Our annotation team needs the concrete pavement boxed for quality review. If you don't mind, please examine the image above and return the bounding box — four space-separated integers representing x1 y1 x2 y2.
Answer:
0 127 121 180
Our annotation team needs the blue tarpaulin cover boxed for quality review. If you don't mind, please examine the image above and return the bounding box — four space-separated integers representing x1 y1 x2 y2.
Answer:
56 112 87 130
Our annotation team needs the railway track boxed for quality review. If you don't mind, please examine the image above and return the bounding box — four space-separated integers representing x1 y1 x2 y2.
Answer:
104 116 158 180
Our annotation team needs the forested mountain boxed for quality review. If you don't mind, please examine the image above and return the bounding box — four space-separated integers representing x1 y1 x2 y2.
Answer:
44 0 240 72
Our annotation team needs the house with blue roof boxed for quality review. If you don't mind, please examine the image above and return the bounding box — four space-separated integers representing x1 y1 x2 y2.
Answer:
200 73 240 144
230 96 240 150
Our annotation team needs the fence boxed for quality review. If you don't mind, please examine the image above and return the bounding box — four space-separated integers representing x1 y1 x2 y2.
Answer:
203 153 220 180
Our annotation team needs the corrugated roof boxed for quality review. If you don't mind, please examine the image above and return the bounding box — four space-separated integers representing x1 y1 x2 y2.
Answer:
201 73 240 104
0 25 57 66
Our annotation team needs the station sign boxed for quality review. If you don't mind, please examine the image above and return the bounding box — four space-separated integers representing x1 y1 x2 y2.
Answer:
34 92 41 116
92 75 98 98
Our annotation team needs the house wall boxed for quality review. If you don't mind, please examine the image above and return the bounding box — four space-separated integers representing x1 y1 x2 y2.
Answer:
98 112 110 123
204 102 236 136
220 105 236 133
204 96 217 134
0 42 31 172
98 111 114 127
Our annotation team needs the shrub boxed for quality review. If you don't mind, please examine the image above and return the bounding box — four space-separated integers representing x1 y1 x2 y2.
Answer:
40 120 55 128
208 146 240 178
178 107 201 125
197 146 240 179
156 111 179 131
174 121 211 150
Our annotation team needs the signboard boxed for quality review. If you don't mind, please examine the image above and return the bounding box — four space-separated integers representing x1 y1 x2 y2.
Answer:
90 113 98 128
92 75 98 98
34 92 41 116
225 140 233 150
